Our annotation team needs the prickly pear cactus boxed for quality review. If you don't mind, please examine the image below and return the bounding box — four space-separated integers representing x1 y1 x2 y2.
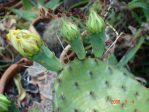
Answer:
7 9 149 112
51 10 149 112
53 58 149 112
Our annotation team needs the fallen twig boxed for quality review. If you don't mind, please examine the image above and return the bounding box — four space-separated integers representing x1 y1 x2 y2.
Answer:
0 58 32 93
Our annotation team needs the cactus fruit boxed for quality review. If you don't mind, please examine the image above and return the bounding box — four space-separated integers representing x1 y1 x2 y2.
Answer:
86 10 105 57
7 30 42 57
86 10 105 34
61 19 86 60
7 29 62 71
53 58 149 112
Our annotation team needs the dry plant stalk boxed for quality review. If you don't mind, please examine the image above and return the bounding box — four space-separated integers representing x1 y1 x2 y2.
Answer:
0 58 32 93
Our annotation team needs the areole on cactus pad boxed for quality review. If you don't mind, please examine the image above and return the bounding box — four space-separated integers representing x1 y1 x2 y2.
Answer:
53 58 149 112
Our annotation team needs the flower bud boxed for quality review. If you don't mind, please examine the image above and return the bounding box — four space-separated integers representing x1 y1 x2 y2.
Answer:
61 20 80 41
86 10 105 33
7 29 43 57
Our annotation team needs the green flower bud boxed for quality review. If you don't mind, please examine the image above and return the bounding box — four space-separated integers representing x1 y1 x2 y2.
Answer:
0 94 11 111
7 29 43 57
86 10 105 33
61 20 80 41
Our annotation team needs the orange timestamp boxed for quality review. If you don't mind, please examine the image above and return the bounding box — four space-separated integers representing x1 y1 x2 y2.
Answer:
112 100 135 105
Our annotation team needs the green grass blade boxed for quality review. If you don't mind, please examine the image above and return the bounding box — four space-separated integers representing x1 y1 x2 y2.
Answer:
21 0 33 10
45 0 62 10
117 37 144 67
11 9 37 21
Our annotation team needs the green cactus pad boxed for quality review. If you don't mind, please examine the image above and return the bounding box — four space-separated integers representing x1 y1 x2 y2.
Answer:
53 58 149 112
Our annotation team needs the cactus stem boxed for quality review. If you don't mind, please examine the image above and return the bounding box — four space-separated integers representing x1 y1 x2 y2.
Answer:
32 45 62 71
89 32 105 57
69 37 86 60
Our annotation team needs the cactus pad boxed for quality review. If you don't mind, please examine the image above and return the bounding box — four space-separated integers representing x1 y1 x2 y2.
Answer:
53 58 149 112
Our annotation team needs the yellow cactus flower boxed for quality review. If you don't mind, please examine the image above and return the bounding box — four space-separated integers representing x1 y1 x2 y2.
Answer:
86 10 105 33
7 29 43 57
61 19 80 41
